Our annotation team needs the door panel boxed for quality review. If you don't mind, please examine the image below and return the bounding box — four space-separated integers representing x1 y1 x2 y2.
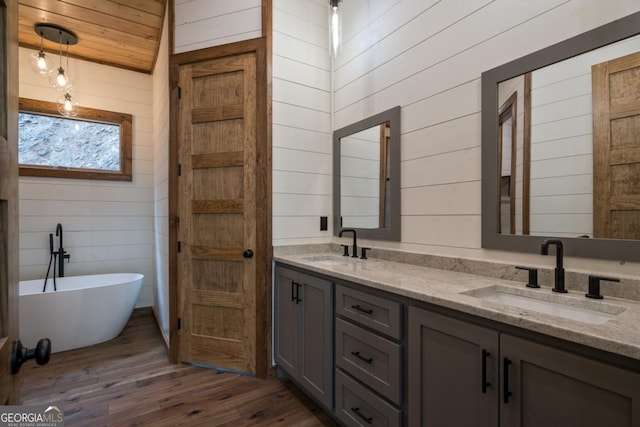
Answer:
593 52 640 239
273 267 298 374
0 0 19 405
177 49 264 375
500 334 640 427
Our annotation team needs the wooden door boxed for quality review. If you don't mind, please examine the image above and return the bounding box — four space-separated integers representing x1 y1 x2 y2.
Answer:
176 44 269 376
593 52 640 239
0 0 20 404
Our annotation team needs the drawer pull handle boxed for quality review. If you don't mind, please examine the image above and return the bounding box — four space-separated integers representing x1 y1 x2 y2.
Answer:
350 407 373 424
351 304 373 315
351 351 373 364
482 349 491 394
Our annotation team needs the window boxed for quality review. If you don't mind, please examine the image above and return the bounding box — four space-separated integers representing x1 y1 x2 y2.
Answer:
18 98 132 181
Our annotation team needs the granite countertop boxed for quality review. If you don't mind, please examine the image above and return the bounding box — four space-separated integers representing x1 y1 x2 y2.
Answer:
274 252 640 362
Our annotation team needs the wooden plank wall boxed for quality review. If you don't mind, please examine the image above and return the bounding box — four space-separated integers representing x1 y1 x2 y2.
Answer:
152 7 171 344
18 47 155 308
333 0 640 273
272 0 332 245
174 0 263 53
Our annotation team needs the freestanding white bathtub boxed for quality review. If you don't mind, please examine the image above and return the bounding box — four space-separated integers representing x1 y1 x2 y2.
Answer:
19 273 143 353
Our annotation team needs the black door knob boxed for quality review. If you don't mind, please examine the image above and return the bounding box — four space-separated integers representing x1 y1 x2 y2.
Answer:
11 338 51 374
243 249 254 259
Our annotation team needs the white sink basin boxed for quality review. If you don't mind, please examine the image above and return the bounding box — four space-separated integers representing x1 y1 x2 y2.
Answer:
463 285 625 325
301 255 354 266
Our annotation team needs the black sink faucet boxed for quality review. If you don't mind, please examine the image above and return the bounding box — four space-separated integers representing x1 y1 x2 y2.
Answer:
338 228 358 258
541 239 566 293
55 223 71 277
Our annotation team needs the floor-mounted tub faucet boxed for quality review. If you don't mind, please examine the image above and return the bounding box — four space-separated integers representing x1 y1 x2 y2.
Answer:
541 239 566 293
56 223 70 277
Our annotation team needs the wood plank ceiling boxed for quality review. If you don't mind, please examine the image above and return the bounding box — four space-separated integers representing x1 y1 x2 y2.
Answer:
18 0 166 74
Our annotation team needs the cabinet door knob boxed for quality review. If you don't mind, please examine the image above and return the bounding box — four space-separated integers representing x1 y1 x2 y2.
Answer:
243 249 254 258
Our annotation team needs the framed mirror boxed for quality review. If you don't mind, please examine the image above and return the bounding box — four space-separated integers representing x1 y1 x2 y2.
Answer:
334 106 401 240
482 11 640 261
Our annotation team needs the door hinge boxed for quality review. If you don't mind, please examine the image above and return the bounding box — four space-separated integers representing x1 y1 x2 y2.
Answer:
177 318 181 330
177 241 181 253
178 86 182 99
177 164 182 176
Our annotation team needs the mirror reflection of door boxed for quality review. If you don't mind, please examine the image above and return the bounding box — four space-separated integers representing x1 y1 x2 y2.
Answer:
379 123 391 228
497 74 531 236
592 51 640 239
498 92 517 234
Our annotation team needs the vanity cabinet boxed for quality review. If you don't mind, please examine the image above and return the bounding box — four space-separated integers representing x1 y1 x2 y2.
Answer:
334 284 404 426
500 334 640 427
408 307 499 427
273 266 333 409
408 306 640 427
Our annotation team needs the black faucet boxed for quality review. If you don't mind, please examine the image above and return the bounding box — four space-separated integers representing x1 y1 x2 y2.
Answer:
541 239 566 293
338 228 358 258
55 223 70 277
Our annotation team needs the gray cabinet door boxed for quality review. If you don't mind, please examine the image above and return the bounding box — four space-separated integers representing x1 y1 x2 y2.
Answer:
408 306 499 427
274 266 299 376
500 334 640 427
299 273 333 409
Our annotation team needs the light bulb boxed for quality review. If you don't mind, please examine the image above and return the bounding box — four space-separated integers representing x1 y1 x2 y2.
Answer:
329 0 342 57
49 67 72 91
331 8 340 55
37 54 47 70
56 92 79 117
56 69 67 86
29 50 53 75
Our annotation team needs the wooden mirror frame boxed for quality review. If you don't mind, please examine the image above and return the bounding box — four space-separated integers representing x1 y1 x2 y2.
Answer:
481 11 640 261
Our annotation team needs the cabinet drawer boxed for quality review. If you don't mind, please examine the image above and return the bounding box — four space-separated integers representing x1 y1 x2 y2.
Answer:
335 369 402 427
336 284 402 339
336 318 402 405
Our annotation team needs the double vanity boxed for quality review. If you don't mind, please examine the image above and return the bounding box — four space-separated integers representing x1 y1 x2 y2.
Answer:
274 251 640 426
274 10 640 427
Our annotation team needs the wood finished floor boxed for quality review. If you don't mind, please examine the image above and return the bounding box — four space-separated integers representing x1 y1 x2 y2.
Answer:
20 308 338 427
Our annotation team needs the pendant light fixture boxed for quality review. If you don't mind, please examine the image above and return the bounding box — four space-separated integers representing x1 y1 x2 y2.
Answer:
56 92 80 117
329 0 342 57
47 30 74 91
30 24 80 116
28 28 53 75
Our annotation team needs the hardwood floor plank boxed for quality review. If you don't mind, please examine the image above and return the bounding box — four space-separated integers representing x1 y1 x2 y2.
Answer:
20 308 337 426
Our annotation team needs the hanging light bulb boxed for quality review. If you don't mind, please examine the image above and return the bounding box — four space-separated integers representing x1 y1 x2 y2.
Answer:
48 33 72 91
29 30 53 75
56 92 79 117
329 0 342 57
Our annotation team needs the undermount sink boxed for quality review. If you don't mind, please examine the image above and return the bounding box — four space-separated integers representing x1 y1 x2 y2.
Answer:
301 255 354 266
462 285 626 325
